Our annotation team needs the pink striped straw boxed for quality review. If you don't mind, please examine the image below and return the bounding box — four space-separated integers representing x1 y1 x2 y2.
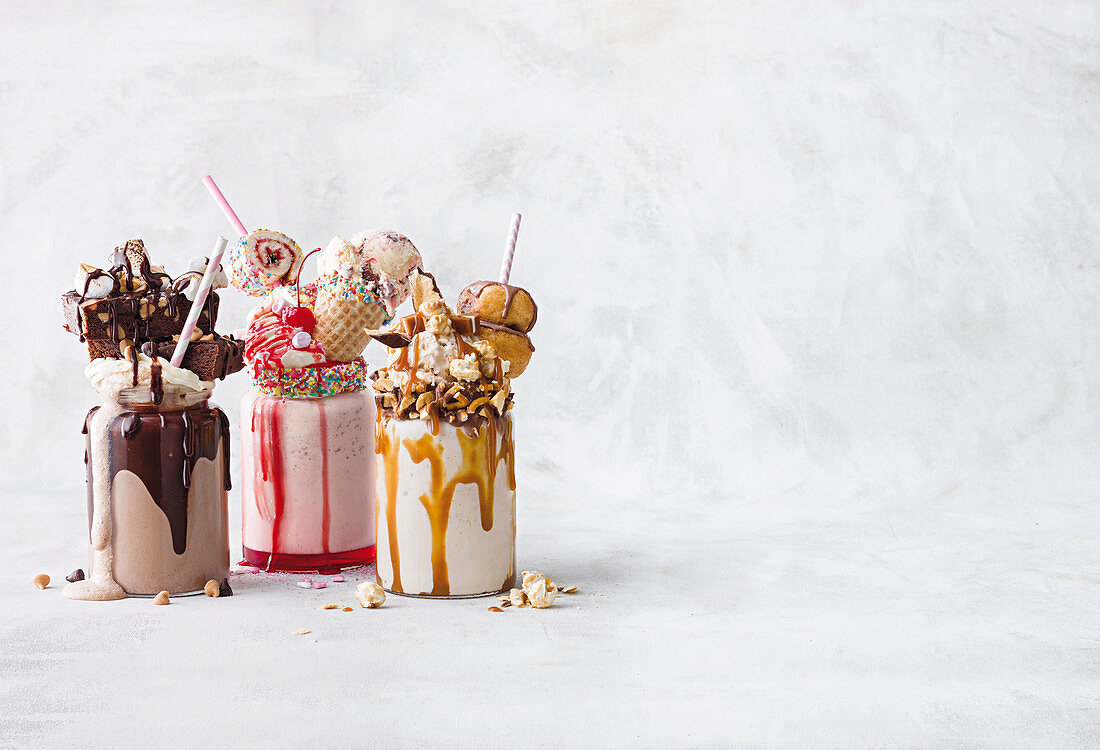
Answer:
202 175 248 237
498 212 522 284
170 236 229 368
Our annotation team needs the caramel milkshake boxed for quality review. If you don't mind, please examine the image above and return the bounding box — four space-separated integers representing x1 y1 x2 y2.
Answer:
375 416 516 597
370 271 535 597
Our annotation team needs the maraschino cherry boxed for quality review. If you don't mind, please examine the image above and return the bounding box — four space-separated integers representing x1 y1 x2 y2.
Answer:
280 305 315 332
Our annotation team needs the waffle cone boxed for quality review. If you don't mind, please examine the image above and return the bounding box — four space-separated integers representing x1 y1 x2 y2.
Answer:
313 289 388 362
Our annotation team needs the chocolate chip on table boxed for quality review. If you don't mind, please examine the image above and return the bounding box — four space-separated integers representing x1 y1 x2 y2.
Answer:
65 569 85 583
219 578 233 597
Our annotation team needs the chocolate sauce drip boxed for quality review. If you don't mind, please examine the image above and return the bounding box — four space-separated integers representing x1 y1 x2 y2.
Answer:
107 403 224 556
458 280 538 330
213 407 232 491
82 406 101 434
150 360 164 405
129 346 140 385
120 412 141 439
181 411 196 489
78 269 119 303
473 318 535 351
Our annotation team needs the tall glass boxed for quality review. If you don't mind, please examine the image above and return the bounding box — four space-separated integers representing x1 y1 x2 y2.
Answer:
85 384 230 596
240 390 376 572
375 415 516 598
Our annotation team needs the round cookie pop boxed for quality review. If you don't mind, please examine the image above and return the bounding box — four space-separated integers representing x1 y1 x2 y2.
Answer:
457 281 537 378
227 229 305 297
456 281 538 333
475 323 534 377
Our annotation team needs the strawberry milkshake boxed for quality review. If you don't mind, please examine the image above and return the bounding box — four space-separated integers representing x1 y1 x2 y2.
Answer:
229 229 422 572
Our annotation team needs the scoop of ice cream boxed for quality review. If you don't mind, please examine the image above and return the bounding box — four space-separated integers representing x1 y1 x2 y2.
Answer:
86 355 211 402
318 231 422 316
349 230 422 283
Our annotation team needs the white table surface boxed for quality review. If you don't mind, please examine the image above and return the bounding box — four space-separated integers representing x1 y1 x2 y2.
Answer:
1 1 1098 747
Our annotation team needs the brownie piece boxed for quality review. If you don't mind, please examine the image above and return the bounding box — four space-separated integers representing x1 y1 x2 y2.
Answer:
81 336 244 381
61 290 220 343
148 336 244 381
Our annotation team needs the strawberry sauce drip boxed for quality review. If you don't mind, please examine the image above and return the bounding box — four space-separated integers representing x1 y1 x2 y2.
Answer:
317 398 330 554
250 396 287 571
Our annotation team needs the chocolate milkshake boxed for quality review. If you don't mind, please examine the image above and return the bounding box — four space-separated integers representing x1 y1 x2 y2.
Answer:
61 240 243 601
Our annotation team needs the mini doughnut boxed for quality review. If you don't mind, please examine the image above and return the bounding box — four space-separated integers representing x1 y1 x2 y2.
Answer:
456 281 537 333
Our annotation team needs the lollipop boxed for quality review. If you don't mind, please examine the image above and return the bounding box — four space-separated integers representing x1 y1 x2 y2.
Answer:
226 229 305 297
453 215 537 377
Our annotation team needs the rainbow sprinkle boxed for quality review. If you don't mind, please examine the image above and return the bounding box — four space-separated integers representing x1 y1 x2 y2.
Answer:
316 269 388 312
249 357 368 398
227 229 305 298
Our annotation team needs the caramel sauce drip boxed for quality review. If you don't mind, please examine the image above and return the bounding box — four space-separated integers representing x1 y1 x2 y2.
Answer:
376 415 515 596
375 414 403 594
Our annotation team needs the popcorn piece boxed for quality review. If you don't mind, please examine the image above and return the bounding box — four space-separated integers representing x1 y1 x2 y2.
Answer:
448 353 481 382
355 580 386 608
418 297 448 317
471 339 496 359
425 313 452 336
521 570 558 608
509 588 526 607
153 591 170 605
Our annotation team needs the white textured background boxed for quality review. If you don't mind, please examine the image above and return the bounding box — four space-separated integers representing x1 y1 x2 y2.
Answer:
1 2 1098 748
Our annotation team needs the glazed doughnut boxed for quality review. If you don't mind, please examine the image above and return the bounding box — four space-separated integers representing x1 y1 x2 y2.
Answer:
227 229 305 297
456 281 537 333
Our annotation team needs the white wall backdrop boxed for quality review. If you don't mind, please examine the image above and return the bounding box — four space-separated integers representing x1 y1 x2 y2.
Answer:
1 1 1097 747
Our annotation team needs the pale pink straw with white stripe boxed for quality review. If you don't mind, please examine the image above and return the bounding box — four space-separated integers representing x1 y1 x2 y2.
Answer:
170 236 229 367
498 212 521 284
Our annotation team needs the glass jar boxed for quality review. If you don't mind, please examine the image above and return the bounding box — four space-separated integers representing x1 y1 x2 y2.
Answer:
375 414 516 598
240 390 377 573
84 384 230 596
